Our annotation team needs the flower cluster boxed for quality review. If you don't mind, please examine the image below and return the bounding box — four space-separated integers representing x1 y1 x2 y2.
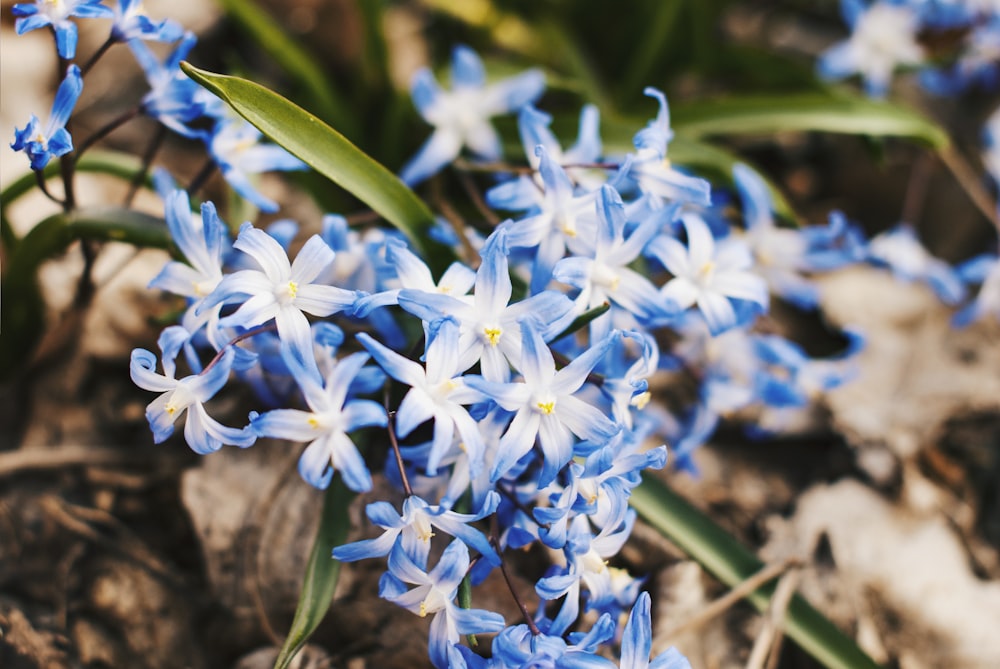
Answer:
12 5 1000 668
120 45 884 666
10 0 305 210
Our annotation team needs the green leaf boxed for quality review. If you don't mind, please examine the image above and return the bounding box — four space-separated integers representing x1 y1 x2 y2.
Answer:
630 475 884 669
180 63 457 278
671 92 949 149
553 302 611 342
273 477 354 669
214 0 357 137
0 207 170 379
1 151 153 250
669 134 798 222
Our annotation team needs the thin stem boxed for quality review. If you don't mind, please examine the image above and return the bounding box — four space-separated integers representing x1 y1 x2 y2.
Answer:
124 125 167 208
72 240 97 308
384 386 414 498
73 105 143 160
937 145 1000 235
34 169 66 206
456 170 501 228
900 152 934 226
489 515 540 635
199 323 277 376
187 157 218 197
80 35 118 77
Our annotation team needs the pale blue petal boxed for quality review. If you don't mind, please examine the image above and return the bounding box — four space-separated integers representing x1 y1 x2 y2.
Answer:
298 435 335 489
399 128 463 186
233 223 290 281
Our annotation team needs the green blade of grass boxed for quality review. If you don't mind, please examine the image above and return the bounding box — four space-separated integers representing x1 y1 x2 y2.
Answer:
671 91 949 149
630 474 883 669
0 207 170 379
273 477 354 669
180 63 456 278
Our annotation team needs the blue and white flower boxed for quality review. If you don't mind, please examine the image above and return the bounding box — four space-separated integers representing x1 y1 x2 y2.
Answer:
400 45 545 185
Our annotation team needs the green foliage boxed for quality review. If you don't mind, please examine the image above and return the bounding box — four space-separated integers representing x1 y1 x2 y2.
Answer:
274 478 355 669
180 63 458 278
631 475 884 669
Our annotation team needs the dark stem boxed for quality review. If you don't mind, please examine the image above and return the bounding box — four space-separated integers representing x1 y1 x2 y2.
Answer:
34 170 66 206
901 152 934 226
384 387 414 497
80 35 119 77
187 157 218 197
199 323 277 376
489 515 540 635
456 170 501 227
72 240 98 308
73 105 143 160
124 125 167 208
551 349 605 387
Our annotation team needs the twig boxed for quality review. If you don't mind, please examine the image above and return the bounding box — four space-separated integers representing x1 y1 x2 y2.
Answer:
661 557 798 640
456 170 501 227
900 152 934 226
384 387 413 498
39 495 185 587
0 446 156 478
430 182 480 268
489 515 540 635
745 568 801 669
937 145 1000 234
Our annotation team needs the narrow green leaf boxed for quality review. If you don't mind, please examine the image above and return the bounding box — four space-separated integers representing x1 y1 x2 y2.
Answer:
274 477 354 669
1 151 153 250
214 0 356 138
0 207 169 379
671 92 949 149
669 134 798 223
553 302 611 342
630 475 884 669
620 0 686 97
180 63 456 278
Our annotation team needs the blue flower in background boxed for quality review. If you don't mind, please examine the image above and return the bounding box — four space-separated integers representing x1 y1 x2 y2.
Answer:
12 0 112 59
11 64 82 170
250 350 386 491
953 253 1000 326
332 491 500 569
199 223 363 364
465 321 621 487
818 0 924 97
110 0 184 43
130 347 255 453
358 318 488 477
647 211 768 335
618 592 692 669
627 87 712 207
379 540 506 669
867 223 966 304
400 45 545 185
203 117 308 213
131 32 207 138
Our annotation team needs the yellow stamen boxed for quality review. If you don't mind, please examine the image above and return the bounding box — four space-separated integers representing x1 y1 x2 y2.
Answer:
165 404 177 416
484 327 502 346
536 401 555 415
419 600 428 618
287 280 299 299
631 391 651 410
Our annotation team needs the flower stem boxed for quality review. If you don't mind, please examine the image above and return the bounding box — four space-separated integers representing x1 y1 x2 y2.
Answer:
73 105 143 161
490 516 540 635
199 323 276 376
384 387 413 498
124 125 167 208
80 36 118 77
